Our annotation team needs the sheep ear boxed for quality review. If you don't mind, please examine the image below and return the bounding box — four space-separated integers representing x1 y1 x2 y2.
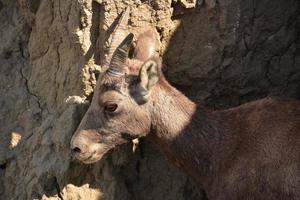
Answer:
136 59 160 102
133 30 157 61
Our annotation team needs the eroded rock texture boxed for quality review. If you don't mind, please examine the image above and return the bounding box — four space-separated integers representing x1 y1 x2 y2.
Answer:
0 0 299 199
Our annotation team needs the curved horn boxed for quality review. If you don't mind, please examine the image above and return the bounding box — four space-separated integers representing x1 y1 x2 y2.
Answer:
107 33 134 77
106 7 130 65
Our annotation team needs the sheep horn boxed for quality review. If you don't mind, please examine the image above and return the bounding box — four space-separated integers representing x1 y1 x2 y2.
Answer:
107 33 134 77
106 7 130 66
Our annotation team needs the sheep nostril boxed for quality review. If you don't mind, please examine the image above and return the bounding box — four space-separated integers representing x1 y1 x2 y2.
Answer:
72 147 81 154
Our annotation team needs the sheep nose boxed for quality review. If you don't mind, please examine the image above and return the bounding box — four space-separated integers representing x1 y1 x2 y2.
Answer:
71 146 82 154
70 140 88 155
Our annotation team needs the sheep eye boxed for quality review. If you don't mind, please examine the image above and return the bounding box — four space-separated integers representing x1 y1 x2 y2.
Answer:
104 104 118 113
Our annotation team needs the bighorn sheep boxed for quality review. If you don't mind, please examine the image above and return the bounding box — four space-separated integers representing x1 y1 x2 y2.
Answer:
71 9 300 199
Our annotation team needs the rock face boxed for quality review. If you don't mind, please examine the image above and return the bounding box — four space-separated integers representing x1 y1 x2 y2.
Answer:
0 0 299 199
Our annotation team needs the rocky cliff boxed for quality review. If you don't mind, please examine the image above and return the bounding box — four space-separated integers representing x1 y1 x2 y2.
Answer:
0 0 299 199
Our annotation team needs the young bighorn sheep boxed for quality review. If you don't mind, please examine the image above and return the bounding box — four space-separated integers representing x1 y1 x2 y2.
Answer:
71 9 300 200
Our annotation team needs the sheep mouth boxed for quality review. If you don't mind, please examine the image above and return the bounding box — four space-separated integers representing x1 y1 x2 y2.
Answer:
73 151 94 162
80 152 96 163
76 148 110 164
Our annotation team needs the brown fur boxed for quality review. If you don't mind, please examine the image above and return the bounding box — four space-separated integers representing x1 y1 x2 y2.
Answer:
71 30 300 199
149 80 300 199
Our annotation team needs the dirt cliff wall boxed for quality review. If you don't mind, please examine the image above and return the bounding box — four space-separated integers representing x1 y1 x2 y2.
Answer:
0 0 299 199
